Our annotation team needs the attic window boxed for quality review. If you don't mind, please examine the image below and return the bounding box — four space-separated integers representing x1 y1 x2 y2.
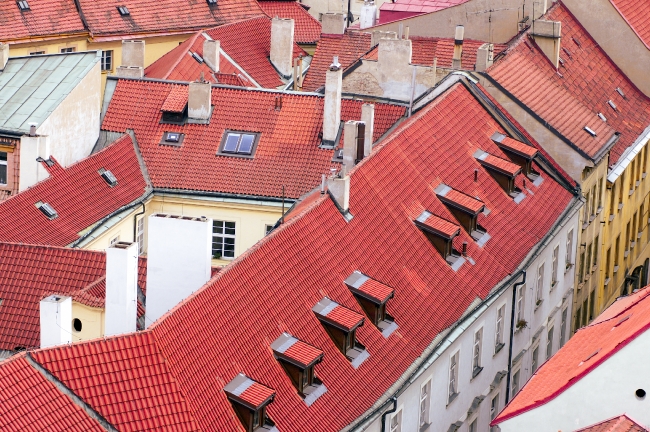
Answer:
344 271 398 338
561 47 572 59
414 211 465 270
572 37 581 47
491 132 540 181
474 150 524 201
17 1 30 11
98 168 118 187
312 297 369 368
598 113 607 122
160 132 185 147
117 6 130 16
224 374 276 431
36 201 58 220
435 184 490 247
271 333 327 406
218 131 259 157
584 126 597 137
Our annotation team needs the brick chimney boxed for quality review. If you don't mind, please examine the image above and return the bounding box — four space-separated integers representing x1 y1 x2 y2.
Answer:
322 57 342 146
531 20 561 69
270 17 295 79
116 40 145 78
0 43 8 70
40 295 72 348
188 79 212 122
322 13 346 35
475 43 494 72
361 103 374 156
105 241 138 336
203 39 220 73
145 214 212 327
360 1 377 29
452 25 464 70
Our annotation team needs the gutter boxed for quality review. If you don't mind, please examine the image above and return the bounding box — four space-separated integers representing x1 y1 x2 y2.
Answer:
505 272 526 404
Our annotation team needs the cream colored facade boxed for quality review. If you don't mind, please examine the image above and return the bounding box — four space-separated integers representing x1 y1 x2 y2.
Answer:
71 303 105 342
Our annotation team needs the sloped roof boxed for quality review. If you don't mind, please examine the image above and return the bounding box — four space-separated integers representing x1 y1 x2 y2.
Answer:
378 0 470 24
101 79 406 199
493 287 650 424
487 3 650 165
0 52 100 134
576 415 648 432
259 0 322 44
0 0 86 42
0 134 148 246
3 81 575 431
609 0 650 50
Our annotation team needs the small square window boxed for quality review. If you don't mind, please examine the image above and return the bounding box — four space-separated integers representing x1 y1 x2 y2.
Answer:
60 47 76 53
30 51 45 56
36 201 58 220
17 1 30 11
99 169 118 187
117 6 130 15
0 152 7 186
101 50 113 71
218 131 259 157
160 132 185 147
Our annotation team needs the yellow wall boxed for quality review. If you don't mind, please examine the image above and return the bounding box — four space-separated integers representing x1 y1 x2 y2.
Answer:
71 302 105 342
6 36 89 57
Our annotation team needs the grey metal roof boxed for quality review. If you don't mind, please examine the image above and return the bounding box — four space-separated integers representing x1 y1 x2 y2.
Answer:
0 51 101 135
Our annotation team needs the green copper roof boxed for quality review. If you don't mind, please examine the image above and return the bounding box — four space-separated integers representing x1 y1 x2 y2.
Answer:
0 51 101 135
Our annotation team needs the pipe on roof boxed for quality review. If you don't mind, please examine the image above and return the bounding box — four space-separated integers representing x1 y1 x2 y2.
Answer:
379 397 397 432
505 271 526 404
132 202 146 243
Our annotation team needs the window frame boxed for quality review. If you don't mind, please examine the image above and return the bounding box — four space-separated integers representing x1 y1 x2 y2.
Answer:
136 217 145 255
159 131 185 147
531 341 539 372
546 325 554 360
60 47 76 53
0 151 7 185
551 245 559 286
560 306 567 347
495 304 505 352
448 350 460 404
516 284 525 323
389 409 402 432
565 229 574 271
217 130 261 158
419 379 431 428
472 327 483 376
511 368 520 395
535 263 544 303
101 50 114 72
212 220 236 260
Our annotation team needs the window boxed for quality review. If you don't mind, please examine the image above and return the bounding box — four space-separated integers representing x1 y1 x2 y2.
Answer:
615 236 620 266
212 220 235 259
585 244 592 276
531 343 539 372
472 328 483 376
597 178 603 209
626 222 631 253
536 264 544 303
546 326 554 359
36 201 57 219
589 290 595 322
265 224 274 235
582 298 588 327
579 250 585 282
419 380 431 427
207 0 217 4
630 160 636 191
17 0 30 11
593 235 599 269
60 47 76 53
219 132 259 156
99 168 118 187
0 152 6 185
117 5 130 15
619 175 625 207
566 229 573 269
490 394 499 421
560 307 567 346
495 305 505 352
101 50 113 71
136 217 145 255
160 131 184 147
516 285 525 323
551 246 559 286
30 51 45 55
610 184 616 218
109 235 120 246
590 185 597 215
511 369 520 395
575 306 582 330
469 418 478 432
448 351 459 403
605 248 611 281
390 410 402 432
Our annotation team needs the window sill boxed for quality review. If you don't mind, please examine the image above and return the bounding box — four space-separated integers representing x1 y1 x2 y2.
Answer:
636 180 641 187
638 232 643 239
582 222 589 230
447 392 459 406
550 281 558 291
613 265 619 273
619 203 624 210
577 282 585 290
596 206 603 215
624 250 630 258
629 189 634 196
589 214 596 222
419 423 432 432
534 299 543 311
585 273 590 280
565 263 573 274
604 277 611 286
631 241 636 249
609 214 615 222
471 366 483 380
643 172 647 179
494 342 505 356
591 265 597 272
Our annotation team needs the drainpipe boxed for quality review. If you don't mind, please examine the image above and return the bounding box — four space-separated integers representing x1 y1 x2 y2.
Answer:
380 397 397 432
505 271 526 404
132 202 145 242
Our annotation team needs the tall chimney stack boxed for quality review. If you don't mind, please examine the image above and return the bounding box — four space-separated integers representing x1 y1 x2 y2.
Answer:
342 120 360 173
475 43 494 72
116 40 145 78
40 295 72 348
322 57 342 146
145 214 212 327
0 43 9 70
327 174 350 213
203 39 220 73
452 25 464 69
105 241 138 337
188 78 212 122
321 13 346 35
361 103 374 156
270 17 295 79
360 1 377 29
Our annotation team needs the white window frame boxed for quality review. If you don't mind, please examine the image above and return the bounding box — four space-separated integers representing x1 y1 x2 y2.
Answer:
0 151 7 185
212 220 236 259
101 50 113 71
495 304 505 351
560 306 568 347
516 285 525 323
468 417 478 432
389 409 402 432
531 341 540 372
512 367 520 395
109 235 120 246
136 217 145 255
448 350 460 403
419 379 431 427
551 245 559 286
536 263 544 303
546 325 554 360
472 328 482 372
490 393 499 420
566 229 574 270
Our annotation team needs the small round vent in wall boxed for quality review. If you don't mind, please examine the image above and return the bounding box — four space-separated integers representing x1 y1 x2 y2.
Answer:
636 389 646 399
72 318 83 332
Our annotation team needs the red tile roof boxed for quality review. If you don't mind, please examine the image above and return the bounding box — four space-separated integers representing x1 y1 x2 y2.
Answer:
357 278 395 303
488 3 650 165
479 153 522 176
0 134 148 247
0 0 86 42
418 212 461 237
325 304 366 331
75 0 265 37
576 415 648 432
101 79 406 200
302 32 372 91
493 287 650 425
378 0 469 24
1 82 574 431
284 340 324 367
495 135 539 159
240 382 277 408
161 84 189 112
609 0 650 50
259 1 322 44
0 355 103 431
440 188 485 214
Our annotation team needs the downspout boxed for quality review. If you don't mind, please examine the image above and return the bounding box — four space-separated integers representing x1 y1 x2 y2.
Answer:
132 202 145 242
505 271 526 404
380 397 397 432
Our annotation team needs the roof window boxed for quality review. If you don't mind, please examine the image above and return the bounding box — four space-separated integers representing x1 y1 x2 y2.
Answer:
271 333 327 406
312 297 369 369
598 113 607 122
117 6 130 16
572 37 581 47
224 374 277 431
491 132 540 181
207 0 217 4
435 184 490 247
561 47 572 59
414 211 465 270
36 201 57 220
17 1 30 11
218 131 259 157
474 150 524 201
344 271 398 338
160 132 185 147
98 168 118 187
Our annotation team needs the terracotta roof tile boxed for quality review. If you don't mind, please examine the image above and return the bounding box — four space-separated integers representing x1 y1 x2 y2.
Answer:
492 133 538 158
161 84 189 112
437 186 485 214
326 305 366 331
609 0 650 49
259 1 322 44
357 278 395 303
284 340 324 366
240 382 276 407
0 0 86 42
477 152 522 176
378 0 469 24
417 211 461 237
576 415 648 432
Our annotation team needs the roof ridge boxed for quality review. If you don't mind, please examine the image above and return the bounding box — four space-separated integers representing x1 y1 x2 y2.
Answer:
0 241 105 255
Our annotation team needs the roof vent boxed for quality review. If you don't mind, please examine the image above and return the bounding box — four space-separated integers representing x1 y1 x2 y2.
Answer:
17 0 29 11
414 211 465 270
344 271 398 337
491 132 540 181
117 6 130 16
223 374 277 431
584 126 597 137
435 184 490 247
616 87 625 98
36 201 58 220
474 149 524 201
608 100 617 111
99 168 118 187
312 297 369 368
598 113 607 122
271 333 327 406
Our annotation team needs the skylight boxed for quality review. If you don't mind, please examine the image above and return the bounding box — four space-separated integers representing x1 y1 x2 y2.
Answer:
207 0 217 5
190 52 203 64
160 132 185 147
99 169 118 187
36 202 58 220
117 6 130 16
17 0 30 11
219 132 258 156
608 100 617 110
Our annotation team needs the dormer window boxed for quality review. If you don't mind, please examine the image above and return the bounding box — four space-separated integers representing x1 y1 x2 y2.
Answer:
414 211 465 271
271 333 327 406
17 1 30 11
491 132 540 182
207 0 217 4
435 184 490 247
223 374 277 432
312 297 369 369
36 201 57 220
117 6 130 16
344 271 398 338
160 132 185 147
98 168 118 187
161 85 188 124
218 131 260 157
474 149 524 202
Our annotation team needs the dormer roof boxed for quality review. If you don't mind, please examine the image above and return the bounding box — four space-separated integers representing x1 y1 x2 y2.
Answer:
345 271 394 304
474 150 521 177
271 333 324 367
313 297 365 331
491 132 538 159
415 211 461 239
224 373 276 410
435 184 485 214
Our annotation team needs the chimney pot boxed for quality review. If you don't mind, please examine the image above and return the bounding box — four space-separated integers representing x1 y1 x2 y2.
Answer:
475 43 494 72
29 124 36 137
105 241 138 336
327 174 350 213
474 168 478 182
188 81 212 121
203 39 220 73
322 13 346 35
0 43 8 70
270 18 295 79
462 242 467 256
452 25 464 69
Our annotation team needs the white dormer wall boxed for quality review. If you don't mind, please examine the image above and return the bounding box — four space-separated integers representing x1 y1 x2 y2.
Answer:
355 199 580 432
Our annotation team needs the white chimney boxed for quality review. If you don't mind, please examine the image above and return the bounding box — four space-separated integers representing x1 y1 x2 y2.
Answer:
270 17 295 79
475 43 494 72
188 80 212 121
327 174 350 213
452 25 464 69
360 1 377 29
145 214 212 327
203 39 220 73
342 120 360 173
116 40 145 78
105 241 138 337
323 58 342 146
322 13 346 35
18 134 50 192
40 295 72 348
361 103 374 156
0 43 9 70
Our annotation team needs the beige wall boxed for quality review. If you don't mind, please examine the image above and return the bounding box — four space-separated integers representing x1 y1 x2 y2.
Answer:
71 302 105 342
5 36 89 56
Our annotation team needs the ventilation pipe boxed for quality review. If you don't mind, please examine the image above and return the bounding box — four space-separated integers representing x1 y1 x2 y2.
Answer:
203 39 220 73
361 103 375 156
452 25 464 70
270 17 295 79
40 295 72 348
322 57 342 146
105 241 138 336
188 78 212 122
116 40 145 78
0 43 8 70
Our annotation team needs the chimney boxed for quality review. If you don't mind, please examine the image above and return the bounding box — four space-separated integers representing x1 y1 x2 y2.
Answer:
327 174 350 213
0 43 8 70
322 57 342 146
40 295 72 348
19 134 50 192
378 38 412 74
475 43 494 72
188 79 212 121
452 25 464 69
105 241 138 337
371 30 397 47
360 1 377 29
342 120 366 173
322 13 346 35
203 39 220 73
531 20 561 69
145 214 212 327
116 40 145 78
361 103 374 156
270 17 295 79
